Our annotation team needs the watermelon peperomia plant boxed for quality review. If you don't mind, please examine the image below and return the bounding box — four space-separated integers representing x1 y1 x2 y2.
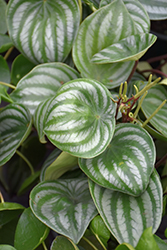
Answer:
1 0 167 249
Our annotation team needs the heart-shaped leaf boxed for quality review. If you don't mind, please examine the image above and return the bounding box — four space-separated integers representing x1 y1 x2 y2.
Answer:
89 169 163 247
6 0 80 64
30 178 98 244
73 0 150 88
79 123 155 196
14 207 49 250
141 84 167 138
91 33 157 64
11 63 80 115
44 78 116 158
0 103 32 166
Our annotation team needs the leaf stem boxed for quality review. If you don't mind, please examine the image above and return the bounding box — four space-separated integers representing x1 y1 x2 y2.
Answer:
155 153 167 169
140 69 167 78
94 234 107 250
78 0 82 23
42 241 48 250
142 99 167 128
82 236 99 250
127 60 139 83
133 91 148 119
67 238 80 250
4 46 14 61
0 191 4 203
16 150 35 175
0 81 16 90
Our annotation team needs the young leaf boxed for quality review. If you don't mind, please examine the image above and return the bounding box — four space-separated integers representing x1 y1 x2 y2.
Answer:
30 178 98 244
6 0 80 64
73 0 150 88
89 169 163 247
91 34 157 64
136 227 160 250
51 236 80 250
44 78 116 158
79 123 156 196
141 84 167 138
44 151 78 181
11 63 80 115
0 103 32 166
0 0 7 34
14 207 49 250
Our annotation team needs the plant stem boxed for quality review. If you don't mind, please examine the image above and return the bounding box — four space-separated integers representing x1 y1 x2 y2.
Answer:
0 191 4 203
78 0 82 23
127 60 139 83
4 46 14 61
16 150 35 175
142 99 167 128
147 53 167 64
140 69 167 78
82 236 99 250
155 153 167 169
42 241 48 250
133 91 148 119
0 81 16 90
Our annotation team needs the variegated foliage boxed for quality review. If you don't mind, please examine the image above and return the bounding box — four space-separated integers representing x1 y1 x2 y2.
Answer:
11 63 80 115
89 170 163 247
6 0 80 64
30 178 98 244
44 78 116 158
79 123 156 196
73 0 150 88
0 103 32 166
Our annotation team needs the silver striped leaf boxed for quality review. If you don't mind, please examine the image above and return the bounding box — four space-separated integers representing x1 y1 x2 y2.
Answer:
0 103 32 166
141 84 167 138
91 33 157 64
73 0 150 89
30 178 98 244
44 78 116 158
6 0 80 64
79 123 156 196
11 63 80 115
89 169 163 247
138 0 167 20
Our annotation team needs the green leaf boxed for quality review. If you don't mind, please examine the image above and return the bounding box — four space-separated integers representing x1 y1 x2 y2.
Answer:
154 235 167 250
30 178 98 244
0 103 32 166
73 0 150 88
0 34 13 53
79 123 156 196
82 0 100 9
141 84 167 138
91 33 157 64
89 215 110 248
0 86 13 104
138 0 167 20
136 227 160 250
17 171 40 195
0 0 7 34
89 169 163 247
0 245 17 250
45 151 78 181
11 54 35 85
115 243 135 250
0 217 19 245
11 63 80 115
14 207 49 250
40 148 62 181
0 56 10 84
44 78 116 158
6 0 80 64
51 236 80 250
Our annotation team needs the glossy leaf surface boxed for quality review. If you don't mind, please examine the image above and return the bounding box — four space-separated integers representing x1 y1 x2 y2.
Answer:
51 236 79 250
14 207 49 250
0 103 32 166
30 179 98 244
91 34 156 63
44 78 116 158
136 227 160 250
11 63 80 115
89 170 163 247
7 0 80 64
141 84 167 138
73 0 149 88
79 123 155 196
